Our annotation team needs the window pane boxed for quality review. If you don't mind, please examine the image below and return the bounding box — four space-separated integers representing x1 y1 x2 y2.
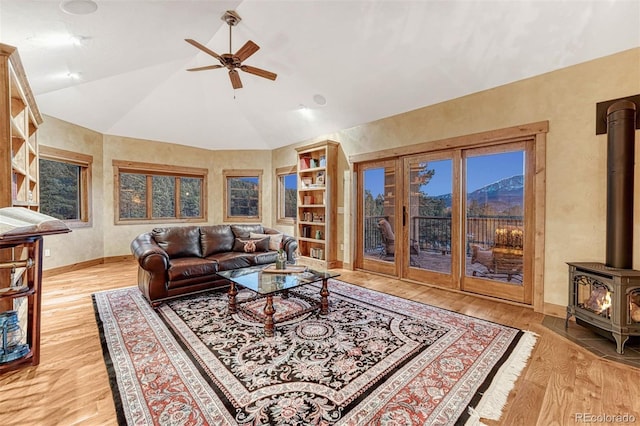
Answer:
152 175 175 218
119 173 147 218
465 150 525 283
228 176 259 217
39 158 80 220
283 173 297 218
363 166 392 260
409 159 452 273
180 177 202 217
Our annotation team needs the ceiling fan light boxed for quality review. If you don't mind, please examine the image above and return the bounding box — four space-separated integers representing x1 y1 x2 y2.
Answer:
60 0 98 15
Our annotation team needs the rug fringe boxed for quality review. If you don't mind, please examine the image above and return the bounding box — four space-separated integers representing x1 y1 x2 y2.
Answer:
466 330 538 425
465 407 487 426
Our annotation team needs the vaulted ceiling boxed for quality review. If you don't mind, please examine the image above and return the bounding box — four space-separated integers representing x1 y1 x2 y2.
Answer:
1 1 639 150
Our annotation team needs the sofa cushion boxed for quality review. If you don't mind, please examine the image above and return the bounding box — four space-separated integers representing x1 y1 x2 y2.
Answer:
249 232 283 251
152 226 202 258
167 257 218 282
200 225 234 257
231 224 264 238
252 252 278 265
233 237 270 253
207 252 255 271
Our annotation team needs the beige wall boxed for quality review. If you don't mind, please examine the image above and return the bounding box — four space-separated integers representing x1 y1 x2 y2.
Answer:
273 48 640 307
37 116 104 270
38 120 272 263
40 48 639 308
101 135 272 257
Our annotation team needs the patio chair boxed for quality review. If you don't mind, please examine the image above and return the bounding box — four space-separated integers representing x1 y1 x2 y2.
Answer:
470 225 523 282
377 218 420 265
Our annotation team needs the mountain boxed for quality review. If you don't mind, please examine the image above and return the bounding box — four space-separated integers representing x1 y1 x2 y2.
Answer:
432 175 524 214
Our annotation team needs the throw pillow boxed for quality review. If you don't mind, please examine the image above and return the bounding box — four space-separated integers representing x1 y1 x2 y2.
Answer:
233 237 270 253
249 232 284 251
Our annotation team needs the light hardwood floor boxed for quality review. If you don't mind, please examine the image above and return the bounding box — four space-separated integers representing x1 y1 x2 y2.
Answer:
1 260 639 425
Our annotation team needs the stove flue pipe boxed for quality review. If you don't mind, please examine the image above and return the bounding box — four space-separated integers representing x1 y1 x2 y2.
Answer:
605 100 637 269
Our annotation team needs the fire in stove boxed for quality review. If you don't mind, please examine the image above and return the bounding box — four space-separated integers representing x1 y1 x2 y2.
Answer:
577 276 611 315
630 295 640 322
567 263 640 354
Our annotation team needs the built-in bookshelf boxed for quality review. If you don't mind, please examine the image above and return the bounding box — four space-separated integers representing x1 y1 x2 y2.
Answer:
296 141 339 269
0 45 45 372
1 43 42 210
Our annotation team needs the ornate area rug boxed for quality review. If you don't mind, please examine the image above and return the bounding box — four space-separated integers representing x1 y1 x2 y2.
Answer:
93 280 537 425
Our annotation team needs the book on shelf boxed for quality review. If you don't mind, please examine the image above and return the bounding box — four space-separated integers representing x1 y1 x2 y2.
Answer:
0 207 71 239
299 155 311 170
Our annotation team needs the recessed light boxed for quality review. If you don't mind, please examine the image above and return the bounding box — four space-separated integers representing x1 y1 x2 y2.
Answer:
60 0 98 15
67 72 81 80
313 94 327 106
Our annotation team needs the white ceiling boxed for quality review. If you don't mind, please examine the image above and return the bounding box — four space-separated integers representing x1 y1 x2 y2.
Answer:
1 0 639 151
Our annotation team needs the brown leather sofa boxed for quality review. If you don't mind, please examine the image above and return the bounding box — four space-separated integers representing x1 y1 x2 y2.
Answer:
130 224 297 306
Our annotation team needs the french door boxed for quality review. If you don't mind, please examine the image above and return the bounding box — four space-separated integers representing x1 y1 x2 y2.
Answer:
356 159 400 276
461 142 533 304
402 152 460 289
355 141 534 304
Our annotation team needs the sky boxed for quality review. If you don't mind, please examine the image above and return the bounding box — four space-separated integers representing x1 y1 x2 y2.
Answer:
364 151 525 197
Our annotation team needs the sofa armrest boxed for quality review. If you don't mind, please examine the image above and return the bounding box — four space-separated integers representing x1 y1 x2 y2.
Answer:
130 232 170 271
262 226 298 261
282 235 298 261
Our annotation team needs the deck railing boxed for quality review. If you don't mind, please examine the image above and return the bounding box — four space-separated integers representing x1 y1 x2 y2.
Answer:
364 215 524 255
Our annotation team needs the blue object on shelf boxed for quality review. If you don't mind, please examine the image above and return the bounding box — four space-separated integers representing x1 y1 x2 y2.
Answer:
0 310 29 364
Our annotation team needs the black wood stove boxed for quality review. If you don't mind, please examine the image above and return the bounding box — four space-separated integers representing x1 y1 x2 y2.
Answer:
566 100 639 354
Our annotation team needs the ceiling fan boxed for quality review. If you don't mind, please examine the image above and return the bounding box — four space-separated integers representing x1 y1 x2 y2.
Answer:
185 10 277 89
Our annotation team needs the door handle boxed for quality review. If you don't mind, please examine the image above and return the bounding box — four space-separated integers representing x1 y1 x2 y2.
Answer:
403 206 407 227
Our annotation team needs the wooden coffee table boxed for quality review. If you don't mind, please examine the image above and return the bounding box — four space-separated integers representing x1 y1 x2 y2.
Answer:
217 265 340 337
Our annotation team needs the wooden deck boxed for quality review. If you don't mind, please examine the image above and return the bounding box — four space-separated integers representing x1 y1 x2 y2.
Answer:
364 249 523 283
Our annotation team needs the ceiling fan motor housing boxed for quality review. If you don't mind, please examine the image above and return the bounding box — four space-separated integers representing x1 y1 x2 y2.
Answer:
222 10 241 26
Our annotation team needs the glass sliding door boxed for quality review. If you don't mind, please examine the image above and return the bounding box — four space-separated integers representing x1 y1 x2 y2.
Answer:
403 153 459 288
353 138 535 305
356 159 399 275
461 142 532 303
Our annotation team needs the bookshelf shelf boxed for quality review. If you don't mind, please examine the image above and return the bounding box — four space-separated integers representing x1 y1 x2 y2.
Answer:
1 44 42 211
296 141 339 269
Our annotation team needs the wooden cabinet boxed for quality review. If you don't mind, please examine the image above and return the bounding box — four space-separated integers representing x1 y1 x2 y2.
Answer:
1 44 43 210
296 141 339 269
0 209 70 372
0 235 43 372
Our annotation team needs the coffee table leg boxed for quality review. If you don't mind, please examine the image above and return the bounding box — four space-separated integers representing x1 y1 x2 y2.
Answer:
228 282 237 314
264 295 275 337
320 278 329 315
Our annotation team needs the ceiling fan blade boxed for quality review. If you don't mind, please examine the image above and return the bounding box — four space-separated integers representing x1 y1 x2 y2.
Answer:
185 38 222 60
240 65 277 81
186 65 224 72
235 40 260 62
229 69 243 89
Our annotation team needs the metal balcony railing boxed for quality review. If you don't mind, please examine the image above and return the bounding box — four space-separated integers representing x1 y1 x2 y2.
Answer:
363 215 524 255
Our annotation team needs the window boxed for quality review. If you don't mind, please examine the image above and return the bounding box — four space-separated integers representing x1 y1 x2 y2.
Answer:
223 169 262 222
39 146 92 227
276 166 297 224
114 160 207 223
